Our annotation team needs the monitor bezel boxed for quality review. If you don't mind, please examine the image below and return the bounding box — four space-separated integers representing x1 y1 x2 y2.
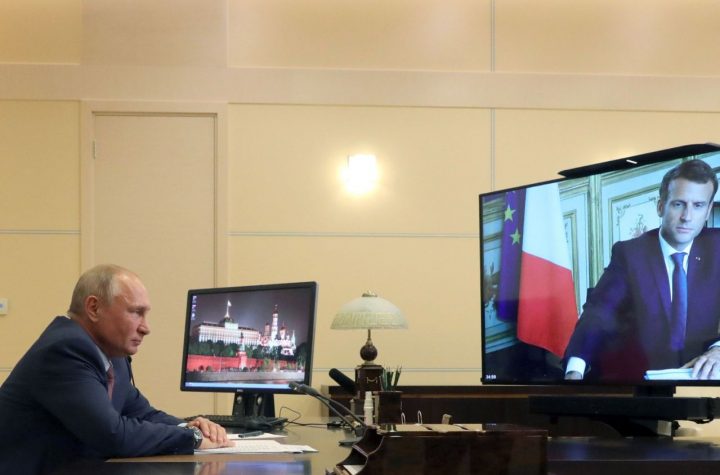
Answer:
179 281 318 395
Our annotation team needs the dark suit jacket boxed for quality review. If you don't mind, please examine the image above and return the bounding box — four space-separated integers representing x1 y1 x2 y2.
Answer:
565 228 720 382
0 317 194 474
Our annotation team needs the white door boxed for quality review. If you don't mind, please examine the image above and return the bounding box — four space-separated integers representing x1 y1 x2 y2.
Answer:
90 111 217 416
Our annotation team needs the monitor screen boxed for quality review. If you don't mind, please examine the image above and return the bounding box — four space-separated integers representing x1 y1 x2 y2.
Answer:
180 281 317 394
480 144 720 386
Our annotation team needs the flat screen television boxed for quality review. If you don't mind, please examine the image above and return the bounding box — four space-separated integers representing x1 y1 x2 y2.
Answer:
479 144 720 435
180 281 317 417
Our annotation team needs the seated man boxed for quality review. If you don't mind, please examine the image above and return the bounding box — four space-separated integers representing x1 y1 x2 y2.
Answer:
564 159 720 381
0 264 233 474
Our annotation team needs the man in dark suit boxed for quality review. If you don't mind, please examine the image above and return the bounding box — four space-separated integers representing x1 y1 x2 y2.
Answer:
0 264 232 474
565 159 720 381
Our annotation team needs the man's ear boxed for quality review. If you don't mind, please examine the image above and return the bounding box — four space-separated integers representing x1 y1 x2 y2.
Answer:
704 203 714 222
657 199 664 217
85 295 101 322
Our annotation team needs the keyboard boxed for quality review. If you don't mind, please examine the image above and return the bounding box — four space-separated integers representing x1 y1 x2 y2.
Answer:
186 414 288 430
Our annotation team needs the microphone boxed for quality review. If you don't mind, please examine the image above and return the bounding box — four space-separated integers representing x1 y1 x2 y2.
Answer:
329 368 357 395
288 382 366 436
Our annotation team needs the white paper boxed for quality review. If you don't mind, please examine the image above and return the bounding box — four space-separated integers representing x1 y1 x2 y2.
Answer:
195 439 317 454
644 368 693 380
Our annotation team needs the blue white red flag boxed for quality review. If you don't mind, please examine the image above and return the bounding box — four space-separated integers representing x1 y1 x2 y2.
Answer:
496 183 578 357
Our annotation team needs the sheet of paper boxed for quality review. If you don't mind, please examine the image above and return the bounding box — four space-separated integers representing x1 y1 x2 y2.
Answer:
644 368 693 380
196 439 317 454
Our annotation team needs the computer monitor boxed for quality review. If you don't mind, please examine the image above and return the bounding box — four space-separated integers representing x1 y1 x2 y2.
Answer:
180 281 317 417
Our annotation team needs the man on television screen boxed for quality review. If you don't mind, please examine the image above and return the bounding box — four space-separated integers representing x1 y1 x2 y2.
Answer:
0 264 232 474
565 159 720 381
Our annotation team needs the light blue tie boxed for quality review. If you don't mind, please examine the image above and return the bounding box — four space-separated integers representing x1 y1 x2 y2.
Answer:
670 252 687 351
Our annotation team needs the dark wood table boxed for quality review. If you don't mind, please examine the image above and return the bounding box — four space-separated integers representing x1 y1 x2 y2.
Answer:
548 436 720 475
50 420 720 475
327 385 638 436
53 420 350 475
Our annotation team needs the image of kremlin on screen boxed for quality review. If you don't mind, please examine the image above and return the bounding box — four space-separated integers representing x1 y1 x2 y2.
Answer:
185 295 309 385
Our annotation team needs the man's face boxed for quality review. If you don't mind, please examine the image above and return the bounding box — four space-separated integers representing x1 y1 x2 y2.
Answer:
92 273 151 357
657 177 714 251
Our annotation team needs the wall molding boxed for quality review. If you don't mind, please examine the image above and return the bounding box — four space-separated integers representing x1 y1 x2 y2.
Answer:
229 231 477 239
2 64 720 112
0 229 79 235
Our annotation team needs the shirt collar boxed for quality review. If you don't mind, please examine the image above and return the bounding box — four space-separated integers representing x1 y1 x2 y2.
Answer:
97 348 112 373
658 231 693 260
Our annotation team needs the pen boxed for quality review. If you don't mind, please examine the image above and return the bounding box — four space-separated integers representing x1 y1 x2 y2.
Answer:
236 430 263 438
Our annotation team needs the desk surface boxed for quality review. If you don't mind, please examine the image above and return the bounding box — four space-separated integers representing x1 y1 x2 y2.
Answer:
53 421 350 475
51 421 720 475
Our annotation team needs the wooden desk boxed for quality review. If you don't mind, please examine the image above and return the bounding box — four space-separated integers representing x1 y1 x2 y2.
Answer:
50 421 720 475
327 385 637 436
549 437 720 475
53 421 350 474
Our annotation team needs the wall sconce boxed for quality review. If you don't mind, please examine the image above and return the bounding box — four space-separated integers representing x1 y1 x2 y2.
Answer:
343 154 378 194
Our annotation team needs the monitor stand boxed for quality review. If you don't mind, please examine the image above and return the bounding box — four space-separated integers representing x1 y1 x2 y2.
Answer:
528 386 720 437
232 391 275 418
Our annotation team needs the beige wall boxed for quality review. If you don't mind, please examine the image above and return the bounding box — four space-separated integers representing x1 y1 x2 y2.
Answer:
2 1 720 431
0 101 80 368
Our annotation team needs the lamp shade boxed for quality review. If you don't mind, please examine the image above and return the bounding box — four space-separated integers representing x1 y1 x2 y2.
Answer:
331 292 407 330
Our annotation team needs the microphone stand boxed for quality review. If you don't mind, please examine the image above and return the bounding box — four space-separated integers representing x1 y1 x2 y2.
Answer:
289 382 367 444
302 384 366 428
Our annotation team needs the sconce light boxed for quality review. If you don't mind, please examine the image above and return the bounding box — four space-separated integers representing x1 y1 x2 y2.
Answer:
343 154 378 194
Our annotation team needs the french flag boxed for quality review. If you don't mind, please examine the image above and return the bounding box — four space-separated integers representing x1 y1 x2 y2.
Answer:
497 183 578 357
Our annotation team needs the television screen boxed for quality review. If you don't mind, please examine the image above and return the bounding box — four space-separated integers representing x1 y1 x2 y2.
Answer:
480 144 720 385
180 282 317 394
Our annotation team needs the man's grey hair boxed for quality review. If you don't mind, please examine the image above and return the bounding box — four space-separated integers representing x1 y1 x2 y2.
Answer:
67 264 136 317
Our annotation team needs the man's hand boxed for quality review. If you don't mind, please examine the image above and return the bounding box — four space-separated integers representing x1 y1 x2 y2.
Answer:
684 347 720 380
187 417 232 449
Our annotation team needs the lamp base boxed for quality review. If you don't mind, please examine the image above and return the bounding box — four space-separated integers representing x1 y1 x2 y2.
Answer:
360 340 378 363
355 363 383 396
359 328 378 364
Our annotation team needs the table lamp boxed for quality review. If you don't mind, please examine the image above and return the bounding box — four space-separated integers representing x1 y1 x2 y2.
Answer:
331 292 407 394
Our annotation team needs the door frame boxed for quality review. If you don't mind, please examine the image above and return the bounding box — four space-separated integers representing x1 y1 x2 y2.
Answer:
80 101 228 287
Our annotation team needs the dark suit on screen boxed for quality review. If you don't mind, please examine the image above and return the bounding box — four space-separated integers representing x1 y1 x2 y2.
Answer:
565 228 720 381
0 316 194 474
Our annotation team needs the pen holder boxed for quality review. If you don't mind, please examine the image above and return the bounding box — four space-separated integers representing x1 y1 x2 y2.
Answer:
374 390 403 424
